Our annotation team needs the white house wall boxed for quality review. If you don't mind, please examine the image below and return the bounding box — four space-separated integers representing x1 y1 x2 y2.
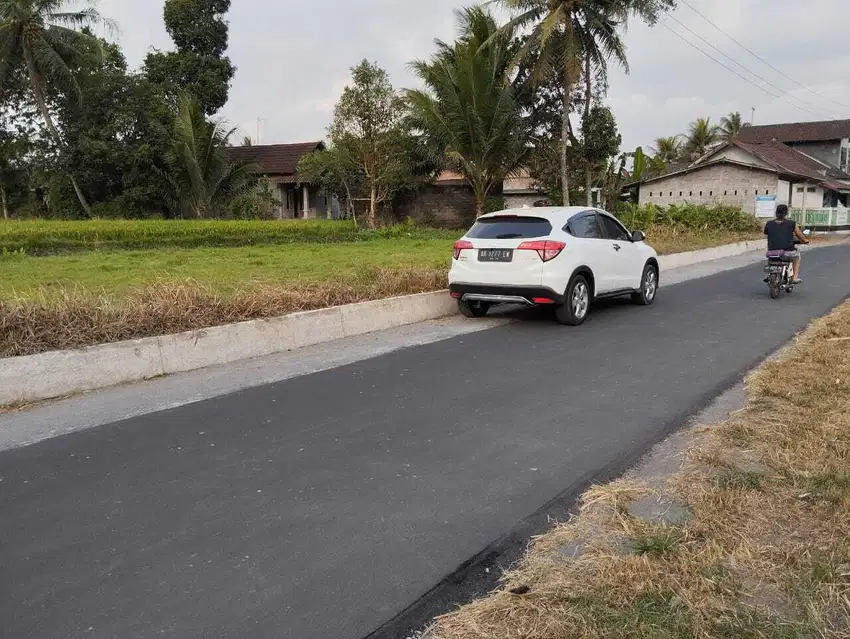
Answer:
790 183 824 208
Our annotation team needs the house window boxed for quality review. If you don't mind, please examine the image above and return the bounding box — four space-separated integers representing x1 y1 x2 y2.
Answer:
807 186 816 192
755 190 759 195
699 191 703 196
724 190 727 195
841 147 849 171
766 189 769 194
679 191 683 196
649 191 653 197
669 191 673 196
709 191 713 196
689 191 693 196
796 187 804 193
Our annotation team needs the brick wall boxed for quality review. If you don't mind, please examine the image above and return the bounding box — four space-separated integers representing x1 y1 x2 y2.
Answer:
394 184 476 229
639 164 779 214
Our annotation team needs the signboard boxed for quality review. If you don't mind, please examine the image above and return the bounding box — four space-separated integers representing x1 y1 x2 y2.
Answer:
837 210 848 226
755 194 777 218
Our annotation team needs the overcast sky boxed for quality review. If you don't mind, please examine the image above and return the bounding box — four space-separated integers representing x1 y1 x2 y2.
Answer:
98 0 850 153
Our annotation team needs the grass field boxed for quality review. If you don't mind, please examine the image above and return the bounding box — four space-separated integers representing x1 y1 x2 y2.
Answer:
0 227 761 301
0 218 458 255
0 218 767 358
428 301 850 639
0 239 451 299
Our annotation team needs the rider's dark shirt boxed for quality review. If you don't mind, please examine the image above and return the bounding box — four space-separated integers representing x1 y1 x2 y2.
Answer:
764 218 797 251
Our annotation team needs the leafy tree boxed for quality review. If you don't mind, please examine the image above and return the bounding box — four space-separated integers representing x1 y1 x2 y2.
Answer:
684 116 721 160
144 0 235 115
329 60 415 228
297 145 361 222
579 104 621 205
720 110 743 140
160 92 258 218
496 0 675 205
407 7 529 217
0 0 115 215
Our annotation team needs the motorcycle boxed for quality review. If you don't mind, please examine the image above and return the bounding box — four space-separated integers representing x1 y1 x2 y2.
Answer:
764 228 811 299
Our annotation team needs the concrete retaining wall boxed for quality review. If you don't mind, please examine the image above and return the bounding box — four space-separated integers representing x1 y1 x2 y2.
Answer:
0 240 761 406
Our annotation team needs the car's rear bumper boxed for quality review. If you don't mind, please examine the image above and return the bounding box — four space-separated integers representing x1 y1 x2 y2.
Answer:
449 283 565 306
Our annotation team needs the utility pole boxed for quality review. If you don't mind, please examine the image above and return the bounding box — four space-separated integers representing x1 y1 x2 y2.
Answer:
256 117 267 144
751 107 755 125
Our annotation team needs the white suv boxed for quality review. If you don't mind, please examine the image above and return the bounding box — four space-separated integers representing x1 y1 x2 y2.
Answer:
448 207 659 325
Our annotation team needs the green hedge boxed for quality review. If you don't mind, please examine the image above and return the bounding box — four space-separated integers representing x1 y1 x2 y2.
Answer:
616 203 762 233
0 218 459 255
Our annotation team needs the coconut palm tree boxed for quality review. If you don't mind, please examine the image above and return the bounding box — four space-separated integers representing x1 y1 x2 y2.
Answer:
684 117 721 161
161 93 259 219
651 135 682 164
720 111 744 140
0 0 115 216
495 0 675 205
407 6 529 217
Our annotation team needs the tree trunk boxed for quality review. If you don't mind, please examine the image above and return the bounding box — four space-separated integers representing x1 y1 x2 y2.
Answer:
584 54 593 207
368 183 377 229
560 74 571 207
1 183 8 220
23 50 93 217
475 190 485 218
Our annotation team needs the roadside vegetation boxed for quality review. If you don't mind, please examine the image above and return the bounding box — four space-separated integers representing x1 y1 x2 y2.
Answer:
1 205 763 358
427 301 850 638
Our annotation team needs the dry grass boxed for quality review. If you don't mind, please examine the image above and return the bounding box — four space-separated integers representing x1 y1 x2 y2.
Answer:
428 302 850 639
0 267 445 358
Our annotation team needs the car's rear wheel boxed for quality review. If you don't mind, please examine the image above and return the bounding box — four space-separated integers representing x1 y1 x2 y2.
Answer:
555 274 590 326
632 263 659 306
458 299 490 318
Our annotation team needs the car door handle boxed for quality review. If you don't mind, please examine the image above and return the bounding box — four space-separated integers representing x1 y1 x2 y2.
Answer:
613 244 621 251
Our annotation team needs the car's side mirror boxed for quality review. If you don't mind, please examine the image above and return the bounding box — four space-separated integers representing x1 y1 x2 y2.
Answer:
631 230 646 242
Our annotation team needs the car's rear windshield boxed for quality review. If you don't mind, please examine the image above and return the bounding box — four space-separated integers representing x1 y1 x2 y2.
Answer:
466 216 552 239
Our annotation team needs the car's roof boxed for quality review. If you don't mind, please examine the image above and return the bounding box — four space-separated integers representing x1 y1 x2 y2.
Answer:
478 206 601 222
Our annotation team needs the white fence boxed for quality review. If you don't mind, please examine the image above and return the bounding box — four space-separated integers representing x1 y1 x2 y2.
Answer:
789 208 850 228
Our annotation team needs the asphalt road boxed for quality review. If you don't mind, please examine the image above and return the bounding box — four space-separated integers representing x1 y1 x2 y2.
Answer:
1 245 848 639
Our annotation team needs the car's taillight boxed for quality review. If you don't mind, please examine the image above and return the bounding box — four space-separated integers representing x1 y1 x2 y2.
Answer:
516 240 566 262
453 240 473 260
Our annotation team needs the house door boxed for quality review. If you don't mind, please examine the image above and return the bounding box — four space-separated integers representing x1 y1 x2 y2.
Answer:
293 188 302 218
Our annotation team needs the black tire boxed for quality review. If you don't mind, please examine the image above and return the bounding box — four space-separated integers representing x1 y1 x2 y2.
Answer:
768 275 781 299
458 299 490 318
555 274 591 326
631 263 659 306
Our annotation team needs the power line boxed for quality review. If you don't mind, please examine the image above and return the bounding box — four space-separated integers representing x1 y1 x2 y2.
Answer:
679 0 850 111
659 21 837 120
664 13 845 118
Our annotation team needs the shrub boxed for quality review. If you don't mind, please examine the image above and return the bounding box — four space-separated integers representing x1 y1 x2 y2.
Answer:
617 203 761 233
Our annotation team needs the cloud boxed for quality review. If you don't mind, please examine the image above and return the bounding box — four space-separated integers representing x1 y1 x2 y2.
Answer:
99 0 850 153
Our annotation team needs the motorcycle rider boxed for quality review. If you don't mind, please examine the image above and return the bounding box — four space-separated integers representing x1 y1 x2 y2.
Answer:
764 204 809 283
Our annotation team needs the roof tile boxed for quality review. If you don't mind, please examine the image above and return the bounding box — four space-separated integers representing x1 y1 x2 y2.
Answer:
226 142 324 176
737 119 850 144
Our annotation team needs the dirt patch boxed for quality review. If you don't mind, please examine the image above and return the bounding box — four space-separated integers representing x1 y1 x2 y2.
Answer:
427 301 850 638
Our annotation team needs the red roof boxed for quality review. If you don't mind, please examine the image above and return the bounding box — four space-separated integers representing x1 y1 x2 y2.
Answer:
731 139 827 181
226 141 324 176
737 119 850 144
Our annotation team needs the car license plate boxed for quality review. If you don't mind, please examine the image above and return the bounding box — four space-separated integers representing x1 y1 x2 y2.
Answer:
478 248 513 262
